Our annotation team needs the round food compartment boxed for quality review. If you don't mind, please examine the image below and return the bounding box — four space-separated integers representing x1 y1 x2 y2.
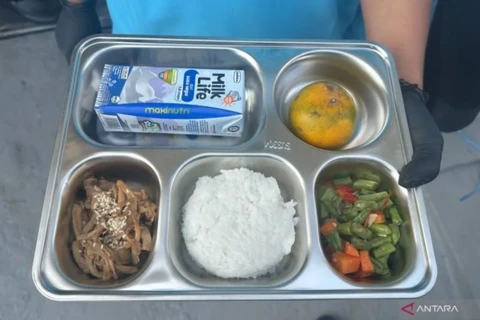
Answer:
168 155 309 287
274 51 389 151
54 154 161 287
314 157 414 285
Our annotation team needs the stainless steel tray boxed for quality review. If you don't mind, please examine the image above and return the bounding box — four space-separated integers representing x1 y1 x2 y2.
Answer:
32 36 437 301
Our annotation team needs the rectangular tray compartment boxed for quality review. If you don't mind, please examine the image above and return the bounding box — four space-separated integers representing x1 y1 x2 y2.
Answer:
73 44 265 148
168 155 309 287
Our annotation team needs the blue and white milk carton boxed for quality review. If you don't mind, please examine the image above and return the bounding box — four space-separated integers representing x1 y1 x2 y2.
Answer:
94 64 245 137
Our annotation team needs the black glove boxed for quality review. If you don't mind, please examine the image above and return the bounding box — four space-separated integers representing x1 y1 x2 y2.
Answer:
398 80 444 188
55 0 101 62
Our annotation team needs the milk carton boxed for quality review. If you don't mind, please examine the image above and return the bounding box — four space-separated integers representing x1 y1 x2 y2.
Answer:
94 64 245 137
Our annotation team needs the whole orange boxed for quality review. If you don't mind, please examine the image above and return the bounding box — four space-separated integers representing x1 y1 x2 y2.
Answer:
289 82 356 149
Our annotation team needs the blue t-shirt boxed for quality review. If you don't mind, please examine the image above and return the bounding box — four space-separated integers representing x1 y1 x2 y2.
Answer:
106 0 367 40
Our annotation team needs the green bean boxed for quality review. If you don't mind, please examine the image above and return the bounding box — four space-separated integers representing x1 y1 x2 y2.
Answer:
353 179 379 191
351 236 371 251
358 191 389 202
317 186 327 200
373 243 396 258
385 199 393 208
344 207 358 220
327 230 343 252
351 222 373 240
371 257 390 275
337 215 349 223
388 206 403 226
369 224 392 236
334 197 344 213
378 254 390 266
369 236 392 248
360 189 375 195
377 198 393 209
354 200 379 211
352 208 370 224
389 223 400 245
322 201 338 218
356 170 381 183
334 176 352 186
319 202 329 219
321 188 337 202
344 202 354 209
337 221 354 236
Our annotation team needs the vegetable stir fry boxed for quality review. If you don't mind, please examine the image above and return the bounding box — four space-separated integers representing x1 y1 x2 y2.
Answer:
318 170 404 280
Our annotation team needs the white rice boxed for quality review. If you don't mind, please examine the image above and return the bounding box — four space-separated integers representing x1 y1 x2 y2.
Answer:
182 168 298 279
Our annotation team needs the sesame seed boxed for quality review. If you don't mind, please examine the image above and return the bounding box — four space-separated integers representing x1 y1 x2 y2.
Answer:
93 192 119 218
83 186 145 251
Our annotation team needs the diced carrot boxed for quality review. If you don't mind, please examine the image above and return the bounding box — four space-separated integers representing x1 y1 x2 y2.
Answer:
343 241 360 257
337 189 359 203
336 186 359 203
336 185 356 194
374 213 386 224
331 252 361 274
320 218 337 236
359 250 375 274
364 212 386 227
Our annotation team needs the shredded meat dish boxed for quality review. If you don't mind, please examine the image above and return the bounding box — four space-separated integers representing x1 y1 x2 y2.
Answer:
70 176 157 280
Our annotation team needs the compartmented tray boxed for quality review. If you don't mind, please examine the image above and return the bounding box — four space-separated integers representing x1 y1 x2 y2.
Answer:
32 36 437 301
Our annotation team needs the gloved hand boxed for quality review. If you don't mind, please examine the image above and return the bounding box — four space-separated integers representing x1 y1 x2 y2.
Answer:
398 80 444 188
56 0 101 61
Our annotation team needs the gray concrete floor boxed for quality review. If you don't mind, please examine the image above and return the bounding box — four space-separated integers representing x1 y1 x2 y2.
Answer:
1 32 480 320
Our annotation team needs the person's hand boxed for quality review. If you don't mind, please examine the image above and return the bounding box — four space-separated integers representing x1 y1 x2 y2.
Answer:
398 80 444 188
56 0 101 61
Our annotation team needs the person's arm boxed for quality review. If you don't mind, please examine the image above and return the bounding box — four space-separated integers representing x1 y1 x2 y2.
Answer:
360 0 432 88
